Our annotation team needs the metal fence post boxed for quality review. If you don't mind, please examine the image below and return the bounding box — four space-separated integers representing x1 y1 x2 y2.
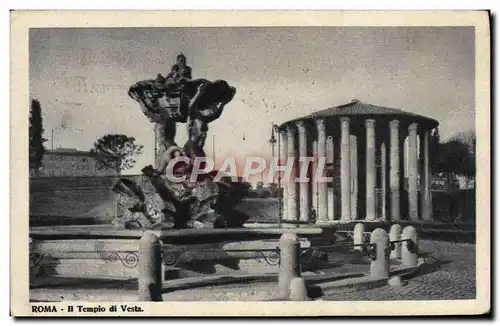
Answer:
389 224 402 259
353 223 364 251
138 231 162 301
278 232 301 299
369 228 389 278
402 226 418 268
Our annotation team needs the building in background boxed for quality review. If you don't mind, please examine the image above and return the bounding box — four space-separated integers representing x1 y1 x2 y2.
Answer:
31 148 118 177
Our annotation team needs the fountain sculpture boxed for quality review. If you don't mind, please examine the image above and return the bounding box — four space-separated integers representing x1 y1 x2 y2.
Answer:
112 53 251 229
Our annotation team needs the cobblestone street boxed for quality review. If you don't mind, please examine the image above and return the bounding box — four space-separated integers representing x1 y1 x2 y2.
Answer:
321 240 476 300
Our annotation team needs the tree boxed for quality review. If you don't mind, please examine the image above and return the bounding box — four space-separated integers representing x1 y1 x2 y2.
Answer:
436 140 474 177
90 134 144 174
430 129 475 178
433 139 475 198
432 131 476 222
451 130 476 157
29 99 47 175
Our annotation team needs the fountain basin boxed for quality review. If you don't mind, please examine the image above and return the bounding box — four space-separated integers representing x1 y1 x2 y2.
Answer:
29 225 336 282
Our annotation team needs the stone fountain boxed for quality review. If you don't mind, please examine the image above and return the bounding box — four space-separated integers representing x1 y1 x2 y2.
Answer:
111 53 251 230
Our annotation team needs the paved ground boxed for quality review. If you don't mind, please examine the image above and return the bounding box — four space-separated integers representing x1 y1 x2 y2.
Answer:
161 239 477 301
320 240 476 300
161 240 476 301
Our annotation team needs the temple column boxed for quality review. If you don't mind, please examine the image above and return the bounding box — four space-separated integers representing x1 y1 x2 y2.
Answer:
408 123 419 220
340 117 351 222
400 136 407 219
420 130 432 220
316 119 328 222
296 121 309 222
365 119 376 221
280 130 288 220
389 120 400 220
381 142 387 220
312 140 318 215
350 135 358 220
326 136 335 220
286 125 298 220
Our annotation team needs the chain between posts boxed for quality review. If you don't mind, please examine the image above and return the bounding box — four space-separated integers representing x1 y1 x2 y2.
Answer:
362 243 378 260
303 238 416 262
389 239 417 253
337 231 371 243
299 242 378 261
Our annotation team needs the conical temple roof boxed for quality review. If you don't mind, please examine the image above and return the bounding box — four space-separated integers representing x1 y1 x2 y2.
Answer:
280 100 439 130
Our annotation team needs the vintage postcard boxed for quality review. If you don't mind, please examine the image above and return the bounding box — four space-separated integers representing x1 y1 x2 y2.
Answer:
10 10 490 316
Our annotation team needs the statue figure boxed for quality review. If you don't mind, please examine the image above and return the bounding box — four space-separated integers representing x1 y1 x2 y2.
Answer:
111 178 173 229
117 53 248 230
166 53 192 85
127 53 236 161
154 53 192 99
180 78 236 158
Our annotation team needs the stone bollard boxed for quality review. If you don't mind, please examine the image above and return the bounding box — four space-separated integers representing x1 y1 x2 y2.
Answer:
278 232 301 299
389 224 402 259
369 228 390 279
402 226 418 268
138 231 162 301
353 223 364 251
288 277 309 301
388 275 403 287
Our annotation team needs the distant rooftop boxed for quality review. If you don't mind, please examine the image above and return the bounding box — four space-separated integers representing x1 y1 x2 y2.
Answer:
279 100 439 130
52 148 79 152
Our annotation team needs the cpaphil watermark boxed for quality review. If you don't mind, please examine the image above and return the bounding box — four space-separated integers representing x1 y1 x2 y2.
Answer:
162 156 333 184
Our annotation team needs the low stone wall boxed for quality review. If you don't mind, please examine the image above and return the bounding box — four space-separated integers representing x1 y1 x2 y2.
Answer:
29 175 149 226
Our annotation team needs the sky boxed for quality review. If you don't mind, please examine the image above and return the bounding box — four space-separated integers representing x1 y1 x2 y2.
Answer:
29 27 475 176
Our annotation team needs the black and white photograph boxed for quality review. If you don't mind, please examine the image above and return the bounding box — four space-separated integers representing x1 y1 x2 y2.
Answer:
11 10 490 316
